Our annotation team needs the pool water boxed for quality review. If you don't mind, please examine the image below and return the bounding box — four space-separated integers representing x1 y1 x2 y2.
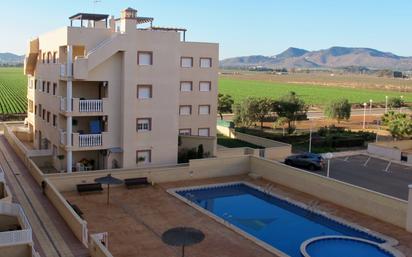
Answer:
177 183 386 257
305 237 395 257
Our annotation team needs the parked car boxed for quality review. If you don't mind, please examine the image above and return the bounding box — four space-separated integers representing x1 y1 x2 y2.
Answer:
284 153 325 171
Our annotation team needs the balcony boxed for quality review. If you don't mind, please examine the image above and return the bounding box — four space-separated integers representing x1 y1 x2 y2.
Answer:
78 133 102 147
60 131 110 150
60 97 107 116
0 202 32 247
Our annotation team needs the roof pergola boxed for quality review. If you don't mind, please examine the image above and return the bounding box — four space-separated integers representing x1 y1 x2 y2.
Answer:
69 13 109 27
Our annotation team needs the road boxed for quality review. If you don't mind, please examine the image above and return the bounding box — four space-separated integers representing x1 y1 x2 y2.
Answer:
221 107 411 120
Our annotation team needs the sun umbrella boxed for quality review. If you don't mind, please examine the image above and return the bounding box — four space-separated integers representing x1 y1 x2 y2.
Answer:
162 227 205 257
94 174 123 205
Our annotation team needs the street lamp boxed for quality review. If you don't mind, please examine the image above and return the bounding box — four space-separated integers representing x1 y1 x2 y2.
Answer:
369 99 373 113
385 96 388 113
363 102 367 129
400 95 404 113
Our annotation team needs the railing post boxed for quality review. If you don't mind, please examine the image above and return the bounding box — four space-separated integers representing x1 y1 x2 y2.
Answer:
407 185 412 232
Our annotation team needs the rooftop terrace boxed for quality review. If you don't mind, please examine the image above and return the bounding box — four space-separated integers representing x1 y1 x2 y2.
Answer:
63 175 412 257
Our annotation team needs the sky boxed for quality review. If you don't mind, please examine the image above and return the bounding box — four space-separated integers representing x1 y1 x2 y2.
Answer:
1 0 412 59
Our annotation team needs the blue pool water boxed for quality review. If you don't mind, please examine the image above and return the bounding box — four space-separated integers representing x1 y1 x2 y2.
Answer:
177 183 387 257
305 238 394 257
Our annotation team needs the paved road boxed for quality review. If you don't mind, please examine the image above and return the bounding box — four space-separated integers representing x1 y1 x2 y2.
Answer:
221 107 411 120
314 154 412 200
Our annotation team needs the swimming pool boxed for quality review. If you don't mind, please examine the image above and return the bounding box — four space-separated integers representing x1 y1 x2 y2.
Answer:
170 182 401 257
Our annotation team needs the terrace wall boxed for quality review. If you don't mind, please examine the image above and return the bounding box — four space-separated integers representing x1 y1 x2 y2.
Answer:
217 125 292 161
368 140 412 164
249 156 409 229
46 156 250 192
43 179 88 246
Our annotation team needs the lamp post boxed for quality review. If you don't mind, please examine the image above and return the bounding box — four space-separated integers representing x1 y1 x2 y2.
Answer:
385 96 388 113
363 102 367 129
369 99 373 114
309 126 312 153
400 95 404 113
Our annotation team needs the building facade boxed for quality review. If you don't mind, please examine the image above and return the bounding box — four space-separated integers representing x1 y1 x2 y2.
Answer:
24 8 218 172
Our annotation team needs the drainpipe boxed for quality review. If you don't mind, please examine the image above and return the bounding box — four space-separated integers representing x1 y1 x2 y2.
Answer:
66 45 73 173
407 185 412 232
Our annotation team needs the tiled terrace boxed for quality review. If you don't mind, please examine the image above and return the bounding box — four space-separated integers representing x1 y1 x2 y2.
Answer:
63 175 412 257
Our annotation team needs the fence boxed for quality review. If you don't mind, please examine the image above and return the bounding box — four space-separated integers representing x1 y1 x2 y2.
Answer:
0 202 32 246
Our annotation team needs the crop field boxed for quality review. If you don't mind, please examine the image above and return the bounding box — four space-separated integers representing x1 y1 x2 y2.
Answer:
219 76 412 106
0 67 27 114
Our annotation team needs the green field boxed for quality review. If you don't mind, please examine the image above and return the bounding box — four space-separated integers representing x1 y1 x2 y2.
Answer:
219 78 412 106
0 67 27 114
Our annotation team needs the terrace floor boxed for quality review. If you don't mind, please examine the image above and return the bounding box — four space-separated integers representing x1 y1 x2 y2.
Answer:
63 175 412 257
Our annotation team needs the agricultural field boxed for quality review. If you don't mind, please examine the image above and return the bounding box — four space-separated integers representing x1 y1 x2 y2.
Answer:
219 74 412 106
0 67 27 114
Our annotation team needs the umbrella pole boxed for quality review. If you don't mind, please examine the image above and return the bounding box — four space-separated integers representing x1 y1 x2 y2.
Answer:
107 184 110 205
181 245 185 257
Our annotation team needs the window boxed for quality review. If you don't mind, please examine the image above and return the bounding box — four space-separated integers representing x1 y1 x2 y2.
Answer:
199 105 210 115
53 114 57 127
179 129 191 136
199 81 211 92
136 118 151 132
47 111 50 122
34 79 37 90
53 52 57 64
53 83 57 95
42 81 45 92
34 105 37 115
42 53 46 63
136 150 151 164
180 81 192 92
137 85 152 99
179 105 191 116
47 52 51 64
198 128 210 137
181 57 193 68
28 100 33 113
38 104 42 117
46 82 50 93
138 51 153 65
42 109 46 120
200 58 212 68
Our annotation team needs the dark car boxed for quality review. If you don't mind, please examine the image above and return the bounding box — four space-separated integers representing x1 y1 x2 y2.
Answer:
284 153 325 171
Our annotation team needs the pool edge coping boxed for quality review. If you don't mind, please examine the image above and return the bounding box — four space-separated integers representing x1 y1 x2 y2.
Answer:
167 180 402 257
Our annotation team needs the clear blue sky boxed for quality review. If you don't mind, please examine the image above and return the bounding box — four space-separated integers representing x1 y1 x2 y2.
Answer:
1 0 411 59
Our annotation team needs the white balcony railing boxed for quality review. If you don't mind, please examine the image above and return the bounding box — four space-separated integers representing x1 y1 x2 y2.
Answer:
79 99 103 112
0 202 32 246
79 134 102 147
60 64 66 77
60 130 66 145
60 97 66 112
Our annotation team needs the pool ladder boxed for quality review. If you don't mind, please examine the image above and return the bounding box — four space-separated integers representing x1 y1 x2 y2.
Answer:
263 183 275 194
307 200 320 212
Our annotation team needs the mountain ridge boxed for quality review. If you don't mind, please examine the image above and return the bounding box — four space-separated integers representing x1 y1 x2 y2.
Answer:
0 53 25 65
220 47 412 71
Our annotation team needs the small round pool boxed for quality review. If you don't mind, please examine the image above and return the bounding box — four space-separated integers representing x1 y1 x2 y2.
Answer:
301 236 403 257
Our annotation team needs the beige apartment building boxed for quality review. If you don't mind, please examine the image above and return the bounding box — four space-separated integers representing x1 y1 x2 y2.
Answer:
24 8 218 172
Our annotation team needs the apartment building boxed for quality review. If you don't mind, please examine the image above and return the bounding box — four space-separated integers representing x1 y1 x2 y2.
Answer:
24 8 218 172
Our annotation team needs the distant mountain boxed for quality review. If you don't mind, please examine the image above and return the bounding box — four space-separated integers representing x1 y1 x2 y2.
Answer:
220 47 412 71
0 53 24 65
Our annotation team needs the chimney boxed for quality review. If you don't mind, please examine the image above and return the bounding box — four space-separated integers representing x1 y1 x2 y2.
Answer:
120 7 137 33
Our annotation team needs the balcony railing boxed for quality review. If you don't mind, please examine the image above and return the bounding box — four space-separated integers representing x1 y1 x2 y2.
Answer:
0 202 32 246
60 130 66 145
60 97 66 112
79 134 102 147
60 64 66 77
79 99 103 112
